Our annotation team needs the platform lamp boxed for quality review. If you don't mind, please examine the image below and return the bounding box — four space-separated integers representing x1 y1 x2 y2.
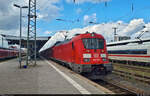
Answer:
14 4 28 69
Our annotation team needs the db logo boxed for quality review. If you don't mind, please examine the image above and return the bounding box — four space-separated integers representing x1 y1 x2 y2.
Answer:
94 54 99 58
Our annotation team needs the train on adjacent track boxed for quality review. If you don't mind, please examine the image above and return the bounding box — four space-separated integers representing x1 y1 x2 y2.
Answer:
0 35 19 59
107 39 150 65
40 32 113 79
0 47 19 59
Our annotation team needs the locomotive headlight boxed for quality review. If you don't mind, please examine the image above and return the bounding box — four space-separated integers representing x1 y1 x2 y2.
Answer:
101 54 106 58
83 54 91 58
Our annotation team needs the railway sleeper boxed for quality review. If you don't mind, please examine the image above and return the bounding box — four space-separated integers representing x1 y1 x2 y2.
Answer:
113 71 150 85
101 76 145 95
113 63 150 73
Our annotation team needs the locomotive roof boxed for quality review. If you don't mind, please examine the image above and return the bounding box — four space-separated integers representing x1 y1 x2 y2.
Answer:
39 32 104 52
54 39 72 46
54 33 104 46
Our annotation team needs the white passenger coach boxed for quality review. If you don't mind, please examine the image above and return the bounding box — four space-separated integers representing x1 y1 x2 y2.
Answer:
107 38 150 65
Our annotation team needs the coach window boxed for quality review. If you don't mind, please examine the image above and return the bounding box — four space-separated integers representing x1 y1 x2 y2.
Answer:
108 49 147 54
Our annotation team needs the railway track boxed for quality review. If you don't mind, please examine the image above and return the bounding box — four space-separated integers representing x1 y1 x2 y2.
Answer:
84 73 144 95
85 68 150 95
112 63 150 85
94 74 148 95
113 63 150 73
93 79 137 95
113 70 150 85
105 62 150 95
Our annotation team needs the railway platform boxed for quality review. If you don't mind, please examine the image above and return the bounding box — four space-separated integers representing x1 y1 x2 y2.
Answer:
0 58 113 94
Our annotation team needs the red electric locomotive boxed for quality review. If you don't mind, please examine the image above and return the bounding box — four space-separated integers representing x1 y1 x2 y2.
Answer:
41 32 113 79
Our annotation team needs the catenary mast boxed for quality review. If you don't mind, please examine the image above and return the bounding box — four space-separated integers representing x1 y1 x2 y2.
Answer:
26 0 37 67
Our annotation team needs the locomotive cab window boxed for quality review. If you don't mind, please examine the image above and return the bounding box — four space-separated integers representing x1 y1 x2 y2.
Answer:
82 38 104 49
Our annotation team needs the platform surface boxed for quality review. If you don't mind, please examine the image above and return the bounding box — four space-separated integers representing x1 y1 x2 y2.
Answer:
0 58 113 94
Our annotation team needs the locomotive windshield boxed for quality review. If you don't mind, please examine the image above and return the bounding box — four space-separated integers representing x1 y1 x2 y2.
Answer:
82 38 104 49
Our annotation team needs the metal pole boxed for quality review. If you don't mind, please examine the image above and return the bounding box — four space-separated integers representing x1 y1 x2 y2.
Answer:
19 7 22 68
34 0 37 65
26 0 36 66
113 27 118 42
26 0 31 67
13 4 28 68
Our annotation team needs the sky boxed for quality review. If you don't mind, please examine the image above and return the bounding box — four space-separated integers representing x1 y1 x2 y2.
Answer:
0 0 150 45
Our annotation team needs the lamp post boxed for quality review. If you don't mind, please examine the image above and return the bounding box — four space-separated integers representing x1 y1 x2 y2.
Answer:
14 4 28 68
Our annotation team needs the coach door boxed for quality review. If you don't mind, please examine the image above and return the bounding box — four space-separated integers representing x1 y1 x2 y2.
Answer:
72 42 75 63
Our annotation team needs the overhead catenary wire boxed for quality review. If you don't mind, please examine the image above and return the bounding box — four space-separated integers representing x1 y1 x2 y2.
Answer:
131 3 134 12
74 0 107 23
105 2 107 7
59 0 109 30
113 1 150 22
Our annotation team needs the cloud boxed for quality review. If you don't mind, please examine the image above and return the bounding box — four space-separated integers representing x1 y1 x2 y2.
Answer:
121 19 145 36
37 0 62 21
0 0 62 36
83 13 97 25
67 19 148 42
76 8 82 14
0 0 29 36
0 0 20 31
0 15 20 30
0 26 28 36
135 22 150 38
40 19 150 52
44 31 52 34
37 13 45 20
66 21 127 42
83 15 89 23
